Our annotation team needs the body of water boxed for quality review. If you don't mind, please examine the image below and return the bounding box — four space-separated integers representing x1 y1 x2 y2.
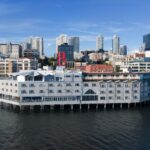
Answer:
0 107 150 150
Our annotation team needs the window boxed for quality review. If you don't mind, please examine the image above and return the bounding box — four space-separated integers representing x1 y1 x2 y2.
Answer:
29 90 34 94
109 91 112 94
101 84 105 88
134 84 138 87
134 96 138 99
21 90 26 94
58 84 62 87
109 84 113 87
117 84 121 87
109 97 112 100
100 91 105 94
125 84 129 87
66 83 71 87
100 97 105 100
92 83 96 87
117 90 121 93
75 75 80 78
49 84 54 87
39 90 44 93
117 96 121 100
75 90 80 93
84 83 88 87
82 95 98 101
30 84 34 87
58 90 62 93
125 90 129 93
65 75 71 78
49 90 53 93
134 90 137 93
66 90 71 93
85 89 96 94
125 96 129 100
21 84 26 87
75 83 80 86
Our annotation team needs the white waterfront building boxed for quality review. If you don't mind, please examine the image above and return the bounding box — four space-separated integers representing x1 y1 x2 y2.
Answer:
0 68 150 110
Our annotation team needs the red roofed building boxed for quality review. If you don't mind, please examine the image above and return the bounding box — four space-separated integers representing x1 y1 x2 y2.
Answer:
134 53 145 58
76 64 114 73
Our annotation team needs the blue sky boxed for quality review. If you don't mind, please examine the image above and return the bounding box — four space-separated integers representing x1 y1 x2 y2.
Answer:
0 0 150 56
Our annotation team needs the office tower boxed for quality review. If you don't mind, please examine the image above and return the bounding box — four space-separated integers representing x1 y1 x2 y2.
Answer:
96 35 104 50
143 34 150 51
112 35 120 54
68 37 80 52
27 36 44 59
58 43 74 68
119 45 127 55
56 34 68 54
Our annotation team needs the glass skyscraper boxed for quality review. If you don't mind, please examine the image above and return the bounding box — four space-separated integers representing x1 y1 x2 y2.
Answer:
143 34 150 51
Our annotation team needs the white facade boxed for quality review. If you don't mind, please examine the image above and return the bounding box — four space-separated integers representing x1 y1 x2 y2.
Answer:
96 35 104 50
112 35 120 54
128 62 150 72
0 70 150 106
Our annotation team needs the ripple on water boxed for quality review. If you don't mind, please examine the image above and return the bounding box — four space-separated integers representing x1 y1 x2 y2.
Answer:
0 108 150 150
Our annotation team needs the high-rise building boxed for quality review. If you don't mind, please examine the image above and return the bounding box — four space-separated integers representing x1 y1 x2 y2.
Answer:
96 35 104 50
56 34 68 54
143 34 150 51
112 35 120 54
58 43 74 68
68 37 80 52
0 43 22 58
119 45 127 55
26 36 44 59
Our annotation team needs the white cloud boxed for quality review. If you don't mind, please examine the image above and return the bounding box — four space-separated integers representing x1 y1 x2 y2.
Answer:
69 28 97 35
108 26 132 33
0 19 47 34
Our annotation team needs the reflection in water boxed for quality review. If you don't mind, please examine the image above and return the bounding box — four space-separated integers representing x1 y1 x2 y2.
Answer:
0 108 150 150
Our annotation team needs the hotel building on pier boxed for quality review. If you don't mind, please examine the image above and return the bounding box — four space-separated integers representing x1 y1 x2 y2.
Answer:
0 68 150 110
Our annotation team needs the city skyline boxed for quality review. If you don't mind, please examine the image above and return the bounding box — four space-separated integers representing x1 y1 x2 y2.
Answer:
0 0 150 56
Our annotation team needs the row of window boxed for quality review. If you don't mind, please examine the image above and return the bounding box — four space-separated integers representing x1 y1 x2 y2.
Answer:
65 75 80 78
22 96 81 101
1 83 17 86
100 90 135 94
1 88 17 93
84 83 138 88
21 89 81 94
85 74 137 78
21 83 80 87
100 96 138 100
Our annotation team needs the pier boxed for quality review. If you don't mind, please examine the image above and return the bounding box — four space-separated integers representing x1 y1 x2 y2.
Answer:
0 101 150 112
